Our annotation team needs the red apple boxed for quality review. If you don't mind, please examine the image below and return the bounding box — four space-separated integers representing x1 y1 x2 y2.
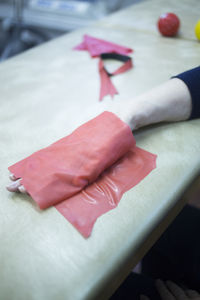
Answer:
158 13 180 37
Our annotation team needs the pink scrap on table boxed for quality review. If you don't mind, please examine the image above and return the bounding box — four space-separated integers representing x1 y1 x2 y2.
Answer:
9 112 157 238
74 34 134 101
74 34 133 57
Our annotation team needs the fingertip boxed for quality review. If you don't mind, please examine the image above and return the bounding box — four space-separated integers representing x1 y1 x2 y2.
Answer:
6 185 12 192
9 173 18 181
6 179 21 192
186 289 200 298
18 185 27 194
155 279 165 290
6 184 18 192
166 280 178 289
155 278 163 285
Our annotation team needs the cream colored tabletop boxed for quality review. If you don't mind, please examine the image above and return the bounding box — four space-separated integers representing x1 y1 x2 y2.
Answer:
99 0 200 41
1 1 200 300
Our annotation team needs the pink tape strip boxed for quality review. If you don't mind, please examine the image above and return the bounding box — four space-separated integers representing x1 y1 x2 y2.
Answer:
98 58 133 101
98 59 118 100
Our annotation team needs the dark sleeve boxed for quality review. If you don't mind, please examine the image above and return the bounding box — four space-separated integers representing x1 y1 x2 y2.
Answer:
173 66 200 119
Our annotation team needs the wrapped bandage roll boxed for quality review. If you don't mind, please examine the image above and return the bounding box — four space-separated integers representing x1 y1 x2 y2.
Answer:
9 112 135 209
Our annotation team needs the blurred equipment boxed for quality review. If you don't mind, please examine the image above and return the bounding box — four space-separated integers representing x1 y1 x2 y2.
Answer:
0 0 139 61
0 0 49 61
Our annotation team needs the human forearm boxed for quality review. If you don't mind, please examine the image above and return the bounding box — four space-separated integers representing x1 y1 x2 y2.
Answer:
112 78 192 130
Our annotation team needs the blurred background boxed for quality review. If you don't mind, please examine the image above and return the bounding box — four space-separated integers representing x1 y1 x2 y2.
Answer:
0 0 140 61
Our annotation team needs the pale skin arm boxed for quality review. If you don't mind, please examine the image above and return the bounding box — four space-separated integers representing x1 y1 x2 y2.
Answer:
111 78 192 130
7 78 192 193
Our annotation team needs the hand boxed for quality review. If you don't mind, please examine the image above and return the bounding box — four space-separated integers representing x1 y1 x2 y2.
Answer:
7 78 191 194
140 279 200 300
6 173 27 193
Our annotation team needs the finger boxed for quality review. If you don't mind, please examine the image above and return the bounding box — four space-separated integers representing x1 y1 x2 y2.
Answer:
155 279 175 300
140 295 150 300
6 179 22 192
166 281 188 300
185 289 200 298
9 173 18 181
18 185 27 194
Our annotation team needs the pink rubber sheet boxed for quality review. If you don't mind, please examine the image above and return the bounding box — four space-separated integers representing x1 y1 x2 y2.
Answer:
9 112 135 209
74 34 133 57
74 35 134 100
56 147 156 237
8 111 157 237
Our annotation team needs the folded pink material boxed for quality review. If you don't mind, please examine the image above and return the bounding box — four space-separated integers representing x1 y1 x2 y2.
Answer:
9 111 157 237
9 112 135 209
74 34 133 57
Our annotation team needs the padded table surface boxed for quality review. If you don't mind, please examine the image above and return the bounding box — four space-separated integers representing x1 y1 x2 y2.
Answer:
1 0 200 299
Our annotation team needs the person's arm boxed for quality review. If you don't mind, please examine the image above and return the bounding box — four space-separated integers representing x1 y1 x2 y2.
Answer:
113 66 200 130
7 66 200 193
112 77 192 130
